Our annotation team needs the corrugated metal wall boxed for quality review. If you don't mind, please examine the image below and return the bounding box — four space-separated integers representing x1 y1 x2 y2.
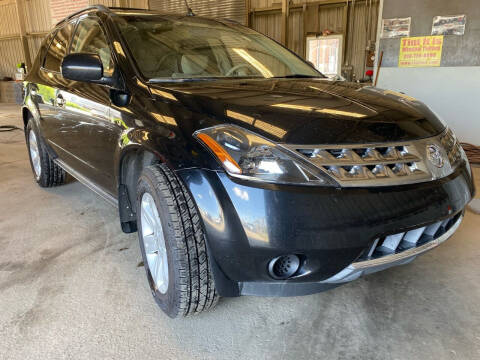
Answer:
251 11 282 42
149 0 247 24
249 0 380 81
0 0 52 78
0 2 20 36
0 1 22 79
0 0 149 78
345 1 378 79
25 0 51 32
287 9 303 55
90 0 149 9
1 0 378 80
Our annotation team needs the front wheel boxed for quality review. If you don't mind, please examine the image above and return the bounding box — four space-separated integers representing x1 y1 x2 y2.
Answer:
136 164 218 317
26 119 65 187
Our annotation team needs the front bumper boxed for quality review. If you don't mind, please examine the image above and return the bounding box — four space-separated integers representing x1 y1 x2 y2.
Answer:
178 163 474 297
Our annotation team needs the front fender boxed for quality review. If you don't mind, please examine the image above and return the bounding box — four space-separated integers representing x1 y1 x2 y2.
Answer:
22 83 42 130
176 168 247 296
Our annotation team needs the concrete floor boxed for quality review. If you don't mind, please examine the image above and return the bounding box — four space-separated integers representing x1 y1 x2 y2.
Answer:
1 103 479 360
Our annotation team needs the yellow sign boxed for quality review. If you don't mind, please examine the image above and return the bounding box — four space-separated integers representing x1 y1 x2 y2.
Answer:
398 36 444 67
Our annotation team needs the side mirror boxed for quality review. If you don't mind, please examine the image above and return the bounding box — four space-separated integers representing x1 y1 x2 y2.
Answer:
61 53 104 82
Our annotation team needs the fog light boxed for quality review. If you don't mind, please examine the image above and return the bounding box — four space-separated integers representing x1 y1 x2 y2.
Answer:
268 255 300 280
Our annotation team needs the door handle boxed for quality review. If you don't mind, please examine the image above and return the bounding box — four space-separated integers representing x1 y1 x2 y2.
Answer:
56 94 65 107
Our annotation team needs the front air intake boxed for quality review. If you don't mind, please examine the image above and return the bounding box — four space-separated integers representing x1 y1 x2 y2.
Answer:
357 212 461 262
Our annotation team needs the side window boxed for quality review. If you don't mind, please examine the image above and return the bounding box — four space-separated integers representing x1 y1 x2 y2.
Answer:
43 21 75 72
70 17 114 76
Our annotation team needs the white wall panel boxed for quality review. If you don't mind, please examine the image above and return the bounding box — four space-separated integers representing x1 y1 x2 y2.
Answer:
378 67 480 144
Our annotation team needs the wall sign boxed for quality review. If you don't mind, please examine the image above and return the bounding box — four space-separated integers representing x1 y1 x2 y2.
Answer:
381 17 411 38
50 0 88 25
398 36 444 67
432 15 466 36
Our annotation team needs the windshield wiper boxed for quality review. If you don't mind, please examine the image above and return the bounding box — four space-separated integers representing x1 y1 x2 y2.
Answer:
148 75 267 83
272 74 323 79
148 77 217 83
148 75 324 83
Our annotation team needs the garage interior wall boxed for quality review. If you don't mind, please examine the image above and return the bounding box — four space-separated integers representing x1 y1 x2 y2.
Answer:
248 0 379 81
0 0 148 79
0 0 50 79
376 0 480 145
148 0 380 81
1 0 380 82
149 0 246 25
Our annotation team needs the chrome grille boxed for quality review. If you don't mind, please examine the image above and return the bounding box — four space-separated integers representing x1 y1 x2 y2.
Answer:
358 213 461 261
286 129 461 187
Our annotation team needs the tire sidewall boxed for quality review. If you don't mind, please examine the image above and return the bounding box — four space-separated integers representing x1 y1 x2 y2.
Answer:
136 172 182 318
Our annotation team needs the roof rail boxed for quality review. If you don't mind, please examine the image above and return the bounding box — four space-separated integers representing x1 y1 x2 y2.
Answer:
55 4 111 26
108 6 152 11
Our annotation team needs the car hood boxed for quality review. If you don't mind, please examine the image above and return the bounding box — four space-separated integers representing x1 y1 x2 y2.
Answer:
148 78 445 145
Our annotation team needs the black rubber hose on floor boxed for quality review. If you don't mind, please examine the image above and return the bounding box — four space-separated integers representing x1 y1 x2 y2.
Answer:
461 143 480 165
0 125 22 132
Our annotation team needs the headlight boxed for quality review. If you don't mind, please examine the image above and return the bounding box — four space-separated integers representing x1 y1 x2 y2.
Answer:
440 127 469 170
194 125 336 186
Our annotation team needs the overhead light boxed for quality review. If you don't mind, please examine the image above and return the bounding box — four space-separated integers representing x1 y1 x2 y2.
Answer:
272 103 367 118
232 48 274 78
226 110 254 124
113 41 125 57
152 113 177 126
151 89 178 101
272 103 314 111
316 108 366 118
255 120 287 138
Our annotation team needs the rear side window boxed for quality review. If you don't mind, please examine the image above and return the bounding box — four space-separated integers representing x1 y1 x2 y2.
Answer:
70 17 114 76
43 21 75 72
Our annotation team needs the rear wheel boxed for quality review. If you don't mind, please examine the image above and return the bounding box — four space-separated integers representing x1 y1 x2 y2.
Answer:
26 119 66 187
136 164 218 318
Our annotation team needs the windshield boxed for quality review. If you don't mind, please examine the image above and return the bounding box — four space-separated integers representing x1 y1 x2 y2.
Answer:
114 15 324 81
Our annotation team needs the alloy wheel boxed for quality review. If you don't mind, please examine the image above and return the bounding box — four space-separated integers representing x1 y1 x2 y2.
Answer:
29 130 41 179
140 192 169 294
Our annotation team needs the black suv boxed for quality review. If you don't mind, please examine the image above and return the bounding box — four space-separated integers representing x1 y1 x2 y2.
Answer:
22 6 475 318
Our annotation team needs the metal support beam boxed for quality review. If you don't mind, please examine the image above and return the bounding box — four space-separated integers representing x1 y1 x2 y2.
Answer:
342 2 349 64
302 3 307 58
245 0 251 27
281 0 289 47
0 32 48 42
14 0 32 70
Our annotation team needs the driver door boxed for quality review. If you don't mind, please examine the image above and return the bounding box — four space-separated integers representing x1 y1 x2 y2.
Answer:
58 15 121 194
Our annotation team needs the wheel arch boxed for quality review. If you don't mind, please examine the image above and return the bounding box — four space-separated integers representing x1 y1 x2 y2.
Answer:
117 145 165 233
22 106 35 129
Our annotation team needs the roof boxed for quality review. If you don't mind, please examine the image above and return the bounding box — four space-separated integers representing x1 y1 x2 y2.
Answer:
55 5 183 26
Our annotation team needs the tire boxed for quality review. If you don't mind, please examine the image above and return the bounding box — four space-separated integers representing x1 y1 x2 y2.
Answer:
136 164 218 318
26 118 66 187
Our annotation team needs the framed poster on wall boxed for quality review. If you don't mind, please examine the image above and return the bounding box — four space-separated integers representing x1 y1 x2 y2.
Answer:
381 17 411 38
432 15 466 36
